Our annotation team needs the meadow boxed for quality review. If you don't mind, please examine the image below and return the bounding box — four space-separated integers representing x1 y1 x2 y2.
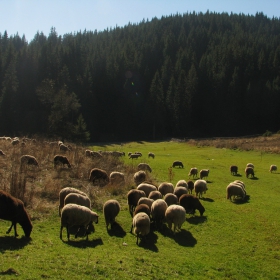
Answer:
0 137 280 279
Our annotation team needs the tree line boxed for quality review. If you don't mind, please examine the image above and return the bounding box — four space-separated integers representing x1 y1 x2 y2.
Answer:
0 11 280 142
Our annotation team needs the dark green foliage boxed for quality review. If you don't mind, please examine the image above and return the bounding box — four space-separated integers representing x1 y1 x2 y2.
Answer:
1 12 280 140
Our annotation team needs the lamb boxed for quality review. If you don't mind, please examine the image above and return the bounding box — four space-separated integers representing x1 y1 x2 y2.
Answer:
133 170 147 185
179 194 205 216
172 161 184 168
103 199 121 230
138 163 152 173
60 203 99 241
245 166 254 178
137 182 157 197
148 190 163 200
148 152 155 159
64 193 91 209
54 155 71 168
137 197 154 210
20 155 39 169
164 193 178 206
132 212 150 245
194 179 208 198
199 169 209 180
59 143 71 152
187 180 194 194
158 182 174 196
188 167 198 178
109 171 125 185
269 165 277 173
230 165 238 175
58 187 88 216
175 180 188 191
127 189 146 217
0 190 33 237
0 149 6 156
151 199 168 229
226 183 246 201
174 186 188 200
165 205 186 233
89 168 109 187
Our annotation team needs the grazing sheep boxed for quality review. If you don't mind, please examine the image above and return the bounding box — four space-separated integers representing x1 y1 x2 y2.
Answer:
20 155 39 169
230 165 238 175
58 187 88 217
109 171 125 185
179 194 205 216
187 180 194 194
245 166 254 178
270 165 277 173
174 186 188 200
137 197 154 210
11 139 20 145
129 153 140 159
175 180 188 191
135 152 142 157
60 204 99 241
233 180 246 193
165 205 186 233
103 199 121 230
112 151 125 157
148 190 162 200
226 183 246 201
158 182 174 196
133 204 151 217
246 163 254 169
151 199 168 229
164 193 178 206
127 189 146 217
64 193 91 209
89 168 109 187
132 212 150 245
0 190 33 237
188 167 198 179
148 152 155 159
59 144 71 152
133 170 147 185
138 163 152 173
85 149 92 157
199 169 209 180
194 179 208 198
54 155 71 168
0 149 6 156
172 161 184 168
137 182 157 197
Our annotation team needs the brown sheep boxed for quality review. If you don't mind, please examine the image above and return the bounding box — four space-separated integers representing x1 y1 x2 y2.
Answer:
199 169 209 180
20 155 39 169
188 167 198 178
89 168 109 187
245 167 254 178
230 165 238 175
54 155 71 168
186 180 194 194
127 189 146 217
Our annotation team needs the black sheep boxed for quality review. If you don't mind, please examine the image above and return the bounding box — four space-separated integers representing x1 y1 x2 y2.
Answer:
179 194 205 216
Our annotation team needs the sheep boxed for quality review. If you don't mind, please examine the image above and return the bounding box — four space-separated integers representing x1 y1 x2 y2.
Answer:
151 199 168 229
127 189 146 217
85 149 92 157
0 149 6 156
109 171 125 185
137 197 154 210
112 151 125 157
245 166 254 178
148 190 163 200
246 163 254 169
175 180 188 191
188 167 198 178
233 180 246 193
148 152 155 159
164 193 178 206
11 139 20 145
174 186 188 200
137 182 157 197
133 170 147 185
89 168 109 187
230 165 238 175
172 161 184 168
270 165 277 173
199 169 209 180
194 179 208 198
20 155 39 169
64 193 91 209
165 205 186 233
138 163 152 173
59 143 71 152
90 151 103 158
0 190 33 237
58 187 88 217
132 212 150 245
226 183 246 201
129 153 140 159
179 194 205 216
103 199 121 230
135 152 142 157
158 182 174 196
187 180 194 194
133 204 151 217
54 155 71 168
60 203 99 241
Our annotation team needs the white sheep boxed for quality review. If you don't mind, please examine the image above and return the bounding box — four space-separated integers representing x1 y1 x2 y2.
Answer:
132 212 150 245
269 165 277 173
133 170 147 185
138 163 152 173
109 171 125 185
165 205 186 234
151 199 168 229
199 169 209 180
194 179 208 198
164 193 178 206
103 199 121 230
137 182 157 197
188 167 198 179
64 193 91 209
226 183 246 201
148 190 163 200
246 163 254 169
158 182 174 196
175 180 188 190
60 203 99 241
137 197 154 210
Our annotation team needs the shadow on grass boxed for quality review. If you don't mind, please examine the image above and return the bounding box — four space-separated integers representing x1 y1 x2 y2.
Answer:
0 236 31 252
63 237 103 248
233 174 242 177
135 231 158 252
249 176 259 180
200 197 214 202
186 215 207 225
107 222 126 238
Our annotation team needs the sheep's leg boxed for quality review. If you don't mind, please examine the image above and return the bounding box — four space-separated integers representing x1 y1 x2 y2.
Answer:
130 224 133 233
6 222 18 237
66 225 70 241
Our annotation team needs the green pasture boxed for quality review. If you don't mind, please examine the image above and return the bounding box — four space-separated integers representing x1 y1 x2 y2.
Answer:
0 141 280 279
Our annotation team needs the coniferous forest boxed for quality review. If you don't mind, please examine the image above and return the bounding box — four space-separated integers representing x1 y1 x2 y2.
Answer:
0 11 280 142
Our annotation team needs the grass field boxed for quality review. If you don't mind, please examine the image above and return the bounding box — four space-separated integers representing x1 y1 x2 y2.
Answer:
0 139 280 279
